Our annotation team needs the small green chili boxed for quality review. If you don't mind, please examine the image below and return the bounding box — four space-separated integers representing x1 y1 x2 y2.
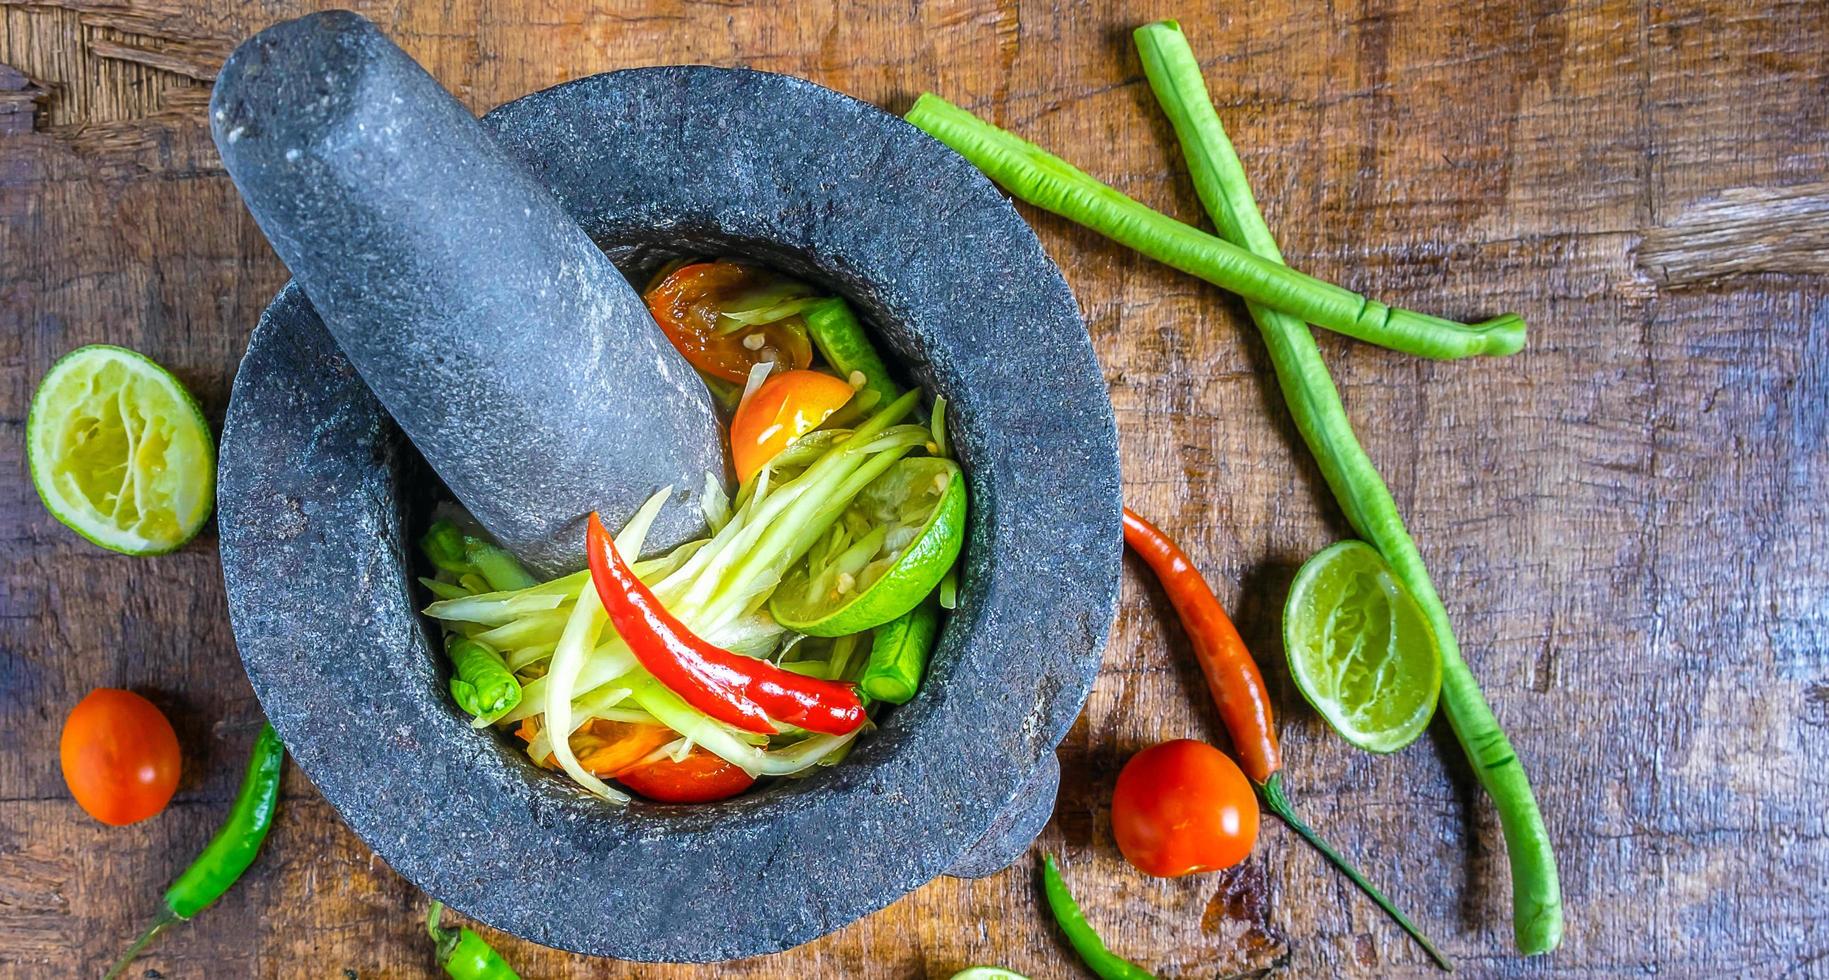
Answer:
421 521 471 575
447 637 522 723
427 900 520 979
105 724 286 979
1041 855 1157 980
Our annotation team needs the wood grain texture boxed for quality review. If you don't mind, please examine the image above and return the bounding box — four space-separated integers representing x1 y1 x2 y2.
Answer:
3 0 1826 976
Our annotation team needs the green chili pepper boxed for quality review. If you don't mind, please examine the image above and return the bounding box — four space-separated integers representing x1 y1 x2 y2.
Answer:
1041 855 1157 980
859 597 940 703
463 537 537 592
1132 19 1561 955
447 637 522 724
427 900 521 979
421 520 471 575
105 724 286 979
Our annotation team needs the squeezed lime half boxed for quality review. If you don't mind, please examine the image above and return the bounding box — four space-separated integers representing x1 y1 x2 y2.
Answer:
27 345 215 554
1284 540 1441 753
771 456 965 636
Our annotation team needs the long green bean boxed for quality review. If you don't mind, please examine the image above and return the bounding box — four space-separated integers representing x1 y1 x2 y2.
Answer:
1132 19 1561 954
859 597 940 703
805 297 900 412
903 95 1525 361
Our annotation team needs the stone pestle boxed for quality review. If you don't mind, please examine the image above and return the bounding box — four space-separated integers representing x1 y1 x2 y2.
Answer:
209 10 726 577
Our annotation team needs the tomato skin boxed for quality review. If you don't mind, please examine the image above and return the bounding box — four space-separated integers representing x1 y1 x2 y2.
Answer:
1111 739 1258 877
616 748 755 804
59 689 181 826
729 369 854 482
643 261 813 383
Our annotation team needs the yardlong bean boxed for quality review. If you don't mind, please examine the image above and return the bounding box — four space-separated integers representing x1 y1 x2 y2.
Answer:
1132 18 1562 955
903 95 1525 361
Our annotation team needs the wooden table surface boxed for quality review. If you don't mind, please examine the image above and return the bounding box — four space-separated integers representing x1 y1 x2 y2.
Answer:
4 0 1826 976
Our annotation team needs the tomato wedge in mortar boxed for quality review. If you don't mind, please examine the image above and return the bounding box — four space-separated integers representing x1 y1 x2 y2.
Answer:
617 748 756 804
729 369 854 483
644 260 814 383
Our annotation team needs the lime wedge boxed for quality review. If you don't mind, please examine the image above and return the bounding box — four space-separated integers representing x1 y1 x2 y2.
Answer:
949 970 1031 980
1284 540 1441 753
771 457 965 636
27 345 215 555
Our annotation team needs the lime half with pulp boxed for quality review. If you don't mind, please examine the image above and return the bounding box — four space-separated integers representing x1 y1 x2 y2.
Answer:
1284 540 1441 753
27 345 215 554
771 456 964 636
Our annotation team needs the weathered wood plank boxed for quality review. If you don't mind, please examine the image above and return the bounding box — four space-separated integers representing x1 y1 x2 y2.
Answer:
2 0 1826 976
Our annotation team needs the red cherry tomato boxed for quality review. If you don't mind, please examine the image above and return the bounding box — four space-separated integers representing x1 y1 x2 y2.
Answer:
643 261 814 383
1111 739 1258 877
59 688 181 826
615 748 755 804
728 369 854 482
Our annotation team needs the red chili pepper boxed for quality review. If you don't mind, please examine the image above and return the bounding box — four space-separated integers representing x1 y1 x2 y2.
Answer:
585 513 866 736
1121 507 1279 783
1121 507 1450 969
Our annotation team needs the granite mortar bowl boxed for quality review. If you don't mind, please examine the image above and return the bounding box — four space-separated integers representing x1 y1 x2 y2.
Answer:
218 66 1120 961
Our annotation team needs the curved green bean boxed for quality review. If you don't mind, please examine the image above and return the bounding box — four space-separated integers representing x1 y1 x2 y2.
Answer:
859 597 940 703
903 94 1524 360
1133 19 1561 954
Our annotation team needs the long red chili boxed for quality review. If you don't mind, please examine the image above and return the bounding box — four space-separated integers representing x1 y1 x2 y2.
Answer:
1121 507 1279 783
585 513 866 736
1121 507 1451 968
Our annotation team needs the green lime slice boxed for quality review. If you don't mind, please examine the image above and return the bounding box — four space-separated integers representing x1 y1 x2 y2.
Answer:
949 969 1031 980
27 345 215 555
1284 540 1441 753
771 456 965 636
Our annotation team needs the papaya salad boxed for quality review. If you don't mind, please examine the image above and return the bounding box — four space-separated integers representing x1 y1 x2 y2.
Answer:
417 260 965 804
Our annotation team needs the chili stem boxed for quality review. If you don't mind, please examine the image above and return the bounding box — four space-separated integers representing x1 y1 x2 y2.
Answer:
103 910 178 980
1132 19 1562 955
902 95 1525 361
1260 773 1451 970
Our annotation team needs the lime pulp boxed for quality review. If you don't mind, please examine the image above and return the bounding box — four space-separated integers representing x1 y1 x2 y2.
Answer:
770 457 965 636
1284 540 1441 753
27 345 215 554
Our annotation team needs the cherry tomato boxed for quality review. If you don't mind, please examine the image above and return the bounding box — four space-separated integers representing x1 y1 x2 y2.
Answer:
643 261 814 383
59 688 181 826
615 748 755 804
1110 739 1258 877
729 369 855 482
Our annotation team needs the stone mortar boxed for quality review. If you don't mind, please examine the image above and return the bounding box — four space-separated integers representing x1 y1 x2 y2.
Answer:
219 64 1120 961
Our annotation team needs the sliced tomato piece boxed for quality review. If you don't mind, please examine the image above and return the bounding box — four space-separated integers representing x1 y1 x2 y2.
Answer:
615 747 756 803
729 369 854 483
643 261 814 383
